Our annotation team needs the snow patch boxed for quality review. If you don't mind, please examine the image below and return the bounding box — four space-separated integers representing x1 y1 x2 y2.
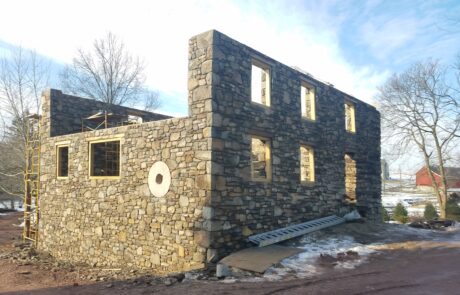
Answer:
221 223 460 283
14 221 24 228
241 233 378 282
382 191 435 208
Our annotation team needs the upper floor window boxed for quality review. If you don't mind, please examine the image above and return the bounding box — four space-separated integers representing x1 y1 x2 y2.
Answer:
345 102 356 133
251 60 271 107
251 136 272 181
56 145 69 178
300 145 315 182
301 82 316 121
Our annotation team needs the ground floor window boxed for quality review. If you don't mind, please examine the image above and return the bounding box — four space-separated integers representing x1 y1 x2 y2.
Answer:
89 140 120 177
300 145 315 182
56 145 69 178
344 153 356 203
251 136 271 181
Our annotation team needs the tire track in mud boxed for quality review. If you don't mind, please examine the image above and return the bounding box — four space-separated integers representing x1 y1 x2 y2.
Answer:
262 271 383 294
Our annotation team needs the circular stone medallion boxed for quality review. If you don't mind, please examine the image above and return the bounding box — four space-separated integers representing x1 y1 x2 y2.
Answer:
148 161 171 197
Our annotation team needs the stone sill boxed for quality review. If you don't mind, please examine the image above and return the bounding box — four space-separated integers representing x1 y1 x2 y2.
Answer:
301 117 316 123
300 181 316 187
250 101 271 110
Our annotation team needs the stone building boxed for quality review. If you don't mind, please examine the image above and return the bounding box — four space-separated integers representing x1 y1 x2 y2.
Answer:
37 30 381 273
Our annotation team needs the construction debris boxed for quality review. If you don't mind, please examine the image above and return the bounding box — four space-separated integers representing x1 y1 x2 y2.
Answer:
343 210 362 222
409 220 456 230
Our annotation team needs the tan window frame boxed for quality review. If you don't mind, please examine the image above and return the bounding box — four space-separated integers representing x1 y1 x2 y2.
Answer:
344 153 357 203
89 139 121 179
300 145 315 183
301 82 316 121
56 144 69 179
251 59 271 107
345 101 356 133
251 135 272 181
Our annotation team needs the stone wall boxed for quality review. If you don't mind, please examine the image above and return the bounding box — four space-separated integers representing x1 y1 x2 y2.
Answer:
48 90 171 137
204 30 381 257
38 30 380 272
38 34 214 273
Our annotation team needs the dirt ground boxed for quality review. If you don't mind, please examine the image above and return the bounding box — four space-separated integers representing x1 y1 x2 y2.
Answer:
1 212 460 295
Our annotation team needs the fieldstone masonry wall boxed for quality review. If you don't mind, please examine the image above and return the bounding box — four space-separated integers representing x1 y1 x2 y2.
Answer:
49 91 171 137
38 30 380 273
38 47 214 272
205 31 381 257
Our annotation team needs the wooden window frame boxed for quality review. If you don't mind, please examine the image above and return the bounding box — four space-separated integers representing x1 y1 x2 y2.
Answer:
56 144 69 179
301 82 316 121
300 145 315 183
250 135 272 182
251 59 271 107
88 139 121 180
345 101 356 133
344 153 357 203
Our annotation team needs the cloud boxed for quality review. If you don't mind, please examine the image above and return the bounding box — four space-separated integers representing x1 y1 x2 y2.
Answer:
359 16 419 59
355 1 460 66
2 0 457 115
2 0 458 177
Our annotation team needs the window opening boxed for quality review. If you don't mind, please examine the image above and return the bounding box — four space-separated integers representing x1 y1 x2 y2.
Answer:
251 61 271 106
345 102 356 132
57 146 69 178
300 145 315 182
90 140 120 177
344 153 357 203
251 136 271 181
301 83 316 120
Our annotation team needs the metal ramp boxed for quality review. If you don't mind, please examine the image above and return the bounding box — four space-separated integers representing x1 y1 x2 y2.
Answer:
248 215 345 247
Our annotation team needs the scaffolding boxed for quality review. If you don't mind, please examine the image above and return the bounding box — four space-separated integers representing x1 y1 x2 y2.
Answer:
81 110 142 132
23 114 41 245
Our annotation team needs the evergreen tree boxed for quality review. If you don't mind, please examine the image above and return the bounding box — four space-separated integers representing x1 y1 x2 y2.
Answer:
446 198 460 221
393 202 409 224
382 207 391 222
424 202 438 220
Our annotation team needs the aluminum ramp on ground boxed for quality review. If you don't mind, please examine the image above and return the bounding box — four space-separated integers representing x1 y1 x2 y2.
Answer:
248 215 346 247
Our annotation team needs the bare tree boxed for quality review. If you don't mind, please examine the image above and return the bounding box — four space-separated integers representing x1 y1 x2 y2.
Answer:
60 32 160 109
0 47 49 201
143 90 161 112
378 59 460 218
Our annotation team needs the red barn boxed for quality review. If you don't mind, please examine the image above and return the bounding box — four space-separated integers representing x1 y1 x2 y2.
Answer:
416 166 460 190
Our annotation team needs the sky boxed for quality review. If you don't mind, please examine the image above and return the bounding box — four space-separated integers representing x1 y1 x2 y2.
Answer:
0 0 459 173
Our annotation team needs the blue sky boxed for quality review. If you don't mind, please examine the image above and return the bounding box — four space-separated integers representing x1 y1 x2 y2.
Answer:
0 0 459 172
1 0 458 116
334 1 460 69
